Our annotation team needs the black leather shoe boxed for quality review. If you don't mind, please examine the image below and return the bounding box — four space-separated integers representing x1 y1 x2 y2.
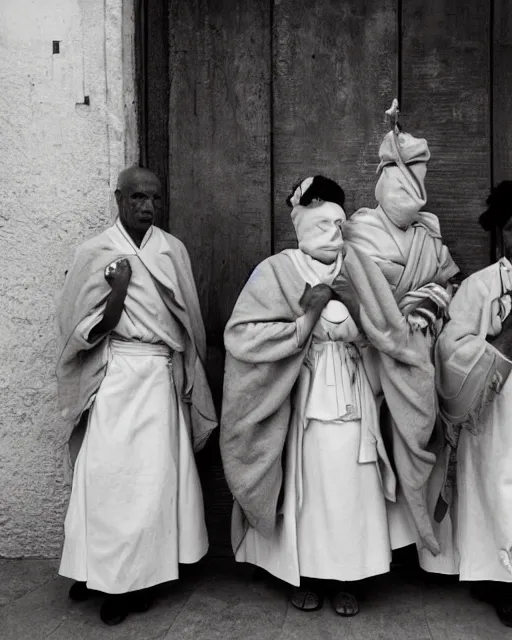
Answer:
470 582 496 604
129 588 154 613
470 582 512 627
100 594 131 626
496 602 512 628
68 581 93 602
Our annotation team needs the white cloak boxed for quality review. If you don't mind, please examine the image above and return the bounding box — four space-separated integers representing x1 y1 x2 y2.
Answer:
59 224 208 593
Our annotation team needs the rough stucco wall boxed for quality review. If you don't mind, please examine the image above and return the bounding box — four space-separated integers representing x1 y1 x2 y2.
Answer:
0 0 137 557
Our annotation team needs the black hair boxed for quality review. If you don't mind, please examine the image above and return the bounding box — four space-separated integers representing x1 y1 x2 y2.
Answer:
479 180 512 231
286 175 345 209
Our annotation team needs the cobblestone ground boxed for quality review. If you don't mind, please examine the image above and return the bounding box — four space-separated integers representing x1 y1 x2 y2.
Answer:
1 557 512 640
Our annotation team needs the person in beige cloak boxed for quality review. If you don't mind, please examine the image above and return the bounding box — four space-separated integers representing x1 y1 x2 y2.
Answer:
425 181 512 627
342 101 460 562
56 167 217 626
221 175 397 616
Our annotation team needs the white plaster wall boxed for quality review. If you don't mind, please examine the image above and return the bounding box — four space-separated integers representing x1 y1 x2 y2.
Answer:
0 0 137 557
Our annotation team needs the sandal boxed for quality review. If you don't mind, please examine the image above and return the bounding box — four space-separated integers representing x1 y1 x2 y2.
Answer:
290 586 323 612
332 590 359 617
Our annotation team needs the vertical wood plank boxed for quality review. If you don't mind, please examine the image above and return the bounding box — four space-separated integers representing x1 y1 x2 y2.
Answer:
141 0 170 229
401 0 490 276
135 0 146 162
167 0 272 554
273 0 398 252
168 0 271 377
493 0 512 185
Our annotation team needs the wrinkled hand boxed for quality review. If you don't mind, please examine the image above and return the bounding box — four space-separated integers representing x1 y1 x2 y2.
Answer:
300 283 334 312
105 258 132 292
406 312 430 332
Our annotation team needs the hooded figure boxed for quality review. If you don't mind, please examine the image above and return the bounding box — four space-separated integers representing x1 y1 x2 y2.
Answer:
342 106 459 558
221 175 396 617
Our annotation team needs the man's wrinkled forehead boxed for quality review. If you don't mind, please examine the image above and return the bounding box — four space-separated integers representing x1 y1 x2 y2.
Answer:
117 167 161 194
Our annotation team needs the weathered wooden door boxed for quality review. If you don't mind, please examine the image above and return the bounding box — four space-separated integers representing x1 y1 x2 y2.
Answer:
137 0 511 554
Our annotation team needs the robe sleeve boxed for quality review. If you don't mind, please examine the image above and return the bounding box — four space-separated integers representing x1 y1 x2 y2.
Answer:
75 305 108 346
436 266 512 429
224 259 313 364
57 242 112 359
221 254 311 540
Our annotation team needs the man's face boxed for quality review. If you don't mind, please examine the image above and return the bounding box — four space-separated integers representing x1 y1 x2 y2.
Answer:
116 173 162 235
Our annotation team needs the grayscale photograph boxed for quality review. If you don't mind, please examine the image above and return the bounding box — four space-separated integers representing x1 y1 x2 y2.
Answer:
1 1 511 638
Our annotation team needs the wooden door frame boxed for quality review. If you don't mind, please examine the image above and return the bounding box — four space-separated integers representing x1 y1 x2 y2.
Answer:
135 0 170 231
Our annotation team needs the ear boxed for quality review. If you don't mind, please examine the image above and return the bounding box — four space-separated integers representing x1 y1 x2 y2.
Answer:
115 189 122 207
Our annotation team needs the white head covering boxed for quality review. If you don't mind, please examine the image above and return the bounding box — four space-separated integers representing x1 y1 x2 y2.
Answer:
290 176 346 264
375 129 429 229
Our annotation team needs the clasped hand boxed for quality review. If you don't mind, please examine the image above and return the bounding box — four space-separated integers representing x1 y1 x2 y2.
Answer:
299 283 334 312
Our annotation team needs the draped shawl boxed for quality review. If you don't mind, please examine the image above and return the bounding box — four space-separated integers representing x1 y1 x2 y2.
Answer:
341 208 459 554
221 243 443 553
56 222 217 461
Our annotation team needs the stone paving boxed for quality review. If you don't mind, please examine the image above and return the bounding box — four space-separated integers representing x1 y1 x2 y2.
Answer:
1 556 512 640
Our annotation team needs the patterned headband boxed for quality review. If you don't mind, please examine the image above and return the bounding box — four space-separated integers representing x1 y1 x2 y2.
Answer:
290 176 314 207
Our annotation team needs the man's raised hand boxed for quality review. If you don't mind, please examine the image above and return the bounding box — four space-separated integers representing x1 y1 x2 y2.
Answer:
105 258 132 292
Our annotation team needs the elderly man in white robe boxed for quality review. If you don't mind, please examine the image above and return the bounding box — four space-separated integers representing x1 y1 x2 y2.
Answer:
430 181 512 627
56 167 217 625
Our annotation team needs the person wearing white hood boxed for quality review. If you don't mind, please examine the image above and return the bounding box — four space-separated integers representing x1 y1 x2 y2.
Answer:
221 176 396 616
343 103 460 563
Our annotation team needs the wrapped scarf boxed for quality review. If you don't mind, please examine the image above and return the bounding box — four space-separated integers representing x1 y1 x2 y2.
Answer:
291 198 346 265
375 130 430 229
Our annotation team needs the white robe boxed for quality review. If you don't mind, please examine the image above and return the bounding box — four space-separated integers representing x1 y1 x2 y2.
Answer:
456 373 512 582
405 372 512 582
59 226 208 594
235 251 393 586
391 260 512 582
